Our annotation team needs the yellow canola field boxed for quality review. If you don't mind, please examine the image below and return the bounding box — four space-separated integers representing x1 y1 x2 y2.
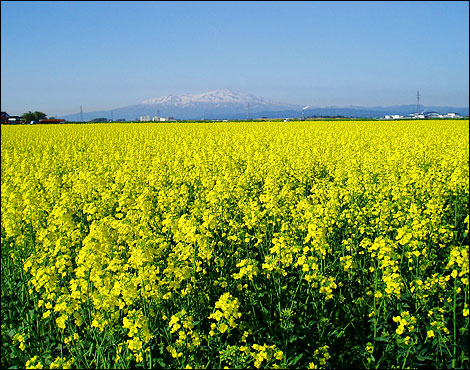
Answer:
1 120 469 369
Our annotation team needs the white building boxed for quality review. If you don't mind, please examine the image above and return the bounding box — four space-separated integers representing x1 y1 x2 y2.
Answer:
139 115 151 122
384 111 464 120
424 112 442 119
443 112 462 118
384 114 405 120
150 117 176 122
408 113 426 119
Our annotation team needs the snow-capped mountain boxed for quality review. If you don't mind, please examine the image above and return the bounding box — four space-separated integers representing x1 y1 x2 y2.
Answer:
141 89 298 109
62 89 302 121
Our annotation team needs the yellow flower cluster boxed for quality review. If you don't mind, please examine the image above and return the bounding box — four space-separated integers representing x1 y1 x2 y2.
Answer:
13 333 26 351
209 292 242 335
447 245 469 283
232 258 259 281
49 356 74 369
247 343 283 368
428 309 451 336
25 356 43 369
393 311 417 335
166 308 202 359
308 345 331 368
1 120 468 368
122 309 153 362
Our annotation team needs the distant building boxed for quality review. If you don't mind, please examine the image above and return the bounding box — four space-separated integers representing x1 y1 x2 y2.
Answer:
384 114 404 120
2 113 67 124
7 116 22 124
398 111 464 119
154 117 176 122
139 115 151 122
443 112 462 118
1 111 21 124
407 113 426 119
39 118 66 124
1 111 10 124
424 111 442 119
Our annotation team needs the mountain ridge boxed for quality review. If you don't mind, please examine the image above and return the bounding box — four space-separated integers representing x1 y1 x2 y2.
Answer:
60 90 469 121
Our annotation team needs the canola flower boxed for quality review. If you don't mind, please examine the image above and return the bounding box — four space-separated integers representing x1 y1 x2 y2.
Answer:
1 120 468 369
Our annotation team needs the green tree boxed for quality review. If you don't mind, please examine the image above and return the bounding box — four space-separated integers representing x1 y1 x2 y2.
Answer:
91 117 108 122
21 111 35 123
21 111 47 123
33 111 47 121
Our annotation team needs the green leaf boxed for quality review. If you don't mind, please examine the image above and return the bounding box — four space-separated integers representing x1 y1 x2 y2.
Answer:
289 353 303 366
288 336 298 343
373 336 389 342
417 355 433 361
155 358 166 367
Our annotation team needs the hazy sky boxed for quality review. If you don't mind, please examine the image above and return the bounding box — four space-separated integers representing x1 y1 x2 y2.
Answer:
1 1 469 116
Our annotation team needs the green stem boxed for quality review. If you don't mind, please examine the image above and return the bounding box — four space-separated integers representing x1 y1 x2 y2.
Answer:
452 277 457 368
401 339 413 369
438 330 453 358
373 268 378 340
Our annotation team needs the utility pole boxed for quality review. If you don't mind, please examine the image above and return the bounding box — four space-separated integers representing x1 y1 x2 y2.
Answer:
416 91 420 114
80 105 83 122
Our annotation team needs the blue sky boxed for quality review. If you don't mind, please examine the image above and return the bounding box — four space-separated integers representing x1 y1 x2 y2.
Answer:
1 1 468 116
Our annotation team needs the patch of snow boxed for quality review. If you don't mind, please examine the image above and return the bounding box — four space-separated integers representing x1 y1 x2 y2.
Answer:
142 89 280 107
